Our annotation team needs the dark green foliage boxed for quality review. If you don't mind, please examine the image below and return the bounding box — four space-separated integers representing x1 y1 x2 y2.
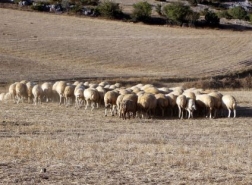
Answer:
217 10 232 20
132 1 152 22
162 3 197 24
228 6 247 20
80 0 99 5
249 14 252 22
205 10 220 26
97 1 122 19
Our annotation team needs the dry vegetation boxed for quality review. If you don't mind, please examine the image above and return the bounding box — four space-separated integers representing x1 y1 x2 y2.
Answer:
1 9 252 83
0 90 252 184
0 8 252 184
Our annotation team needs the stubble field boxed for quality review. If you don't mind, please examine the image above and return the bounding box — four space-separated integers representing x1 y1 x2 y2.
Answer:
0 8 252 184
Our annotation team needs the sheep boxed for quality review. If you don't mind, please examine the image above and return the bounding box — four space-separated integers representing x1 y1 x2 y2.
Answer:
155 93 169 117
119 89 131 95
20 80 27 84
96 86 106 107
116 94 125 117
4 92 11 102
176 95 187 119
8 83 17 103
74 87 85 109
208 92 223 118
165 93 177 117
26 81 36 104
137 93 157 119
0 93 5 102
15 82 28 103
32 84 43 105
121 94 138 118
143 86 160 94
84 88 100 111
55 81 67 105
114 82 122 88
158 87 171 94
63 85 75 107
185 98 196 119
89 83 98 89
120 99 137 120
104 90 119 116
196 94 215 118
41 82 53 102
183 91 196 100
221 95 237 118
99 81 110 87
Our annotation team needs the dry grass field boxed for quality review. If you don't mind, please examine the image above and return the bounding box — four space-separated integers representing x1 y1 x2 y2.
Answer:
1 9 252 83
0 90 252 184
0 8 252 184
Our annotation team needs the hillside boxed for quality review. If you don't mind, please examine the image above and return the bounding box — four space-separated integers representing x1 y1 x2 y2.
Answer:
0 8 252 83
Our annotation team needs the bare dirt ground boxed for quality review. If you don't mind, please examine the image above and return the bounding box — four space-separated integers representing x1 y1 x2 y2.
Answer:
0 9 252 83
0 8 252 184
0 90 252 184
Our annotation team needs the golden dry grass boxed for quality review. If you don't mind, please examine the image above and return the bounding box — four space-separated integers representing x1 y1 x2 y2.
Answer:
0 8 252 184
0 9 252 83
0 90 252 184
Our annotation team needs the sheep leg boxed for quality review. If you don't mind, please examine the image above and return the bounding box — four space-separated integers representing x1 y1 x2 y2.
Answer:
187 110 191 119
228 109 231 118
178 107 181 119
233 109 236 118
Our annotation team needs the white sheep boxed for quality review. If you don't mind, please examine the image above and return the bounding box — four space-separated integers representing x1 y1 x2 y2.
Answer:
55 81 67 105
155 93 169 117
15 82 28 104
0 93 5 102
222 95 237 118
176 95 187 119
185 98 196 119
26 81 36 104
8 83 17 103
41 82 53 102
165 93 177 117
208 92 223 118
137 93 157 119
64 85 75 107
104 90 119 116
32 84 43 105
120 99 137 120
116 94 125 117
84 88 100 111
196 94 215 118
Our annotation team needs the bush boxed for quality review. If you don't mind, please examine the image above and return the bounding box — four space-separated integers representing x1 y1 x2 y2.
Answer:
250 14 252 22
97 1 122 19
162 3 196 24
80 0 99 5
132 1 152 22
217 10 232 19
204 10 220 26
228 6 247 20
187 0 199 6
155 3 162 16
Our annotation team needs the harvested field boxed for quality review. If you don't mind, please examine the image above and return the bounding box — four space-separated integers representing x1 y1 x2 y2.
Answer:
0 9 252 83
0 90 252 184
0 7 252 184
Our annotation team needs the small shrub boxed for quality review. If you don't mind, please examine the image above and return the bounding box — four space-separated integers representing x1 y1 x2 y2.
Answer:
187 0 199 6
132 1 152 22
162 3 195 25
97 1 122 19
80 0 99 5
249 13 252 22
204 10 220 26
217 10 232 19
228 6 247 20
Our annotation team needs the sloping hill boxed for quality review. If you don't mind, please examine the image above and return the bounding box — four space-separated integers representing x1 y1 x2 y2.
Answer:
0 9 252 82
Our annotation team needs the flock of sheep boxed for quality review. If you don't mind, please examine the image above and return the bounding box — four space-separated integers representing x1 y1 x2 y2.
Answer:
0 80 237 119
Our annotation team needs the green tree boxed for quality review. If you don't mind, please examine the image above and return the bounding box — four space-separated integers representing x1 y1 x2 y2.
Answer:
132 1 152 22
162 3 194 24
205 10 220 26
228 6 247 20
97 1 122 19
